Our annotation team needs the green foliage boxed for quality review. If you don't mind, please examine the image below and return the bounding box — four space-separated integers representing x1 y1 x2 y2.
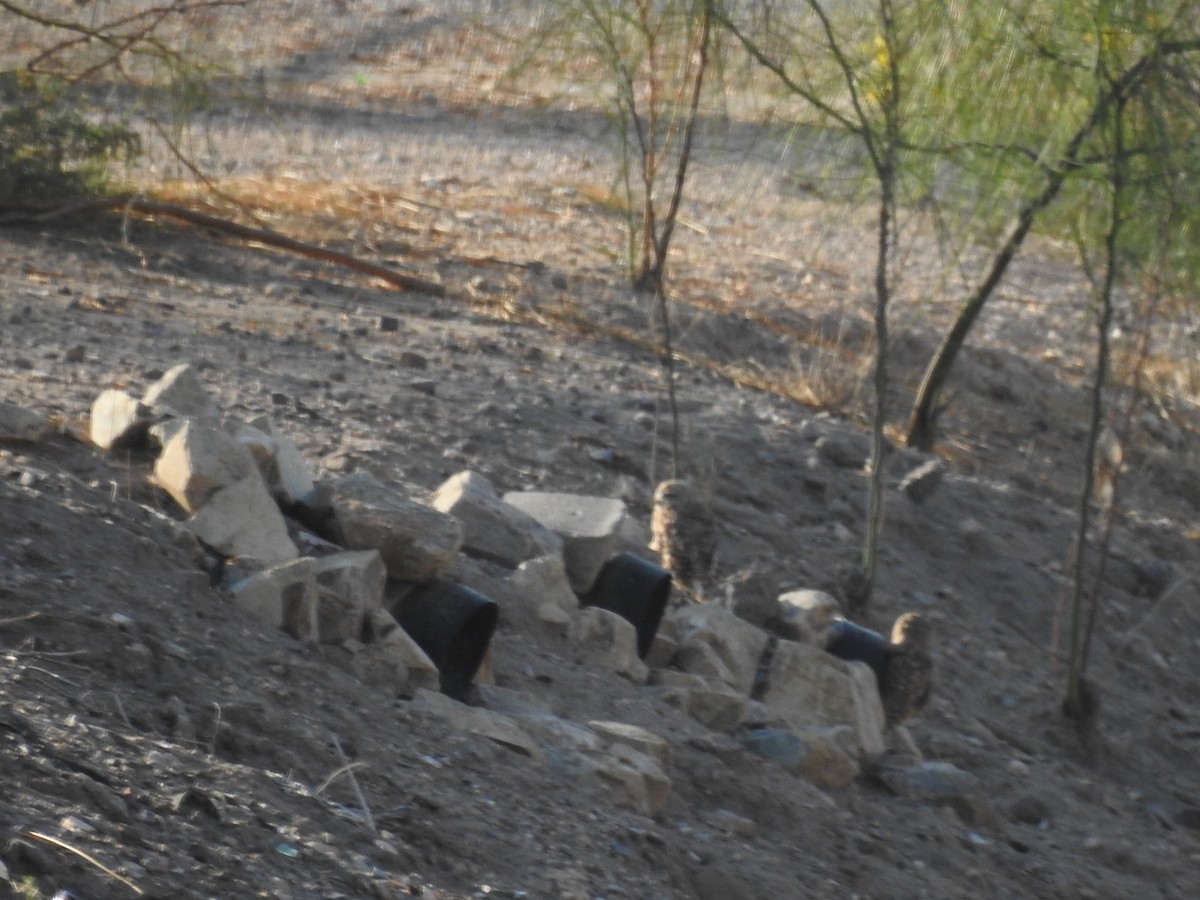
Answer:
0 70 140 205
532 0 716 287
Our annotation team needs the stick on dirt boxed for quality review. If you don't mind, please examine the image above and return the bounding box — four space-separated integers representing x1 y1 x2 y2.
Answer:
25 829 144 896
0 194 446 297
330 733 377 836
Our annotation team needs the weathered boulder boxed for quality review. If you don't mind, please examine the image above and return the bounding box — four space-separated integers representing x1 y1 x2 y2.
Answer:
520 714 673 816
231 422 275 465
775 588 841 645
760 640 886 760
683 687 750 734
147 418 189 450
648 669 712 690
363 608 439 693
90 389 152 450
508 554 579 627
518 713 605 759
588 720 672 770
247 415 316 508
432 471 561 567
570 606 648 683
228 557 318 641
326 472 463 582
312 550 386 645
594 743 672 817
411 688 543 760
898 458 945 504
186 474 299 565
0 402 50 443
648 670 754 734
154 420 257 514
814 429 871 469
792 726 860 789
475 685 554 717
644 630 679 669
741 725 860 789
875 760 992 824
502 490 627 593
672 604 770 695
142 363 220 420
335 639 409 697
673 638 738 687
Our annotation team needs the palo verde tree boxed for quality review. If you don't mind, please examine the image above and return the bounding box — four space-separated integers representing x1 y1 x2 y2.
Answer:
902 0 1200 450
1054 2 1200 726
535 0 714 296
531 0 716 476
0 0 249 207
715 0 948 610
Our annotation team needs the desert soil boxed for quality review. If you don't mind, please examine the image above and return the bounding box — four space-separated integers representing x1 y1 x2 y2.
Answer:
2 2 1200 898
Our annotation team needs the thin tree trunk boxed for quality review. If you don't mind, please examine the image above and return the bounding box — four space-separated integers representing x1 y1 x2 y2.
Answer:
1064 94 1125 726
904 175 1067 450
904 49 1168 450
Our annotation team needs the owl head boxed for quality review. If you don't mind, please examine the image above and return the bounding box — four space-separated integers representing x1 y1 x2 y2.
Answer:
891 612 931 649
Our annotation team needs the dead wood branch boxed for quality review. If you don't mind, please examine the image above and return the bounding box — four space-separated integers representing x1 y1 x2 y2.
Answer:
24 829 144 895
0 194 446 297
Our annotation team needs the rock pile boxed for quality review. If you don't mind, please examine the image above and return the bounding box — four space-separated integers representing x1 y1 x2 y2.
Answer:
5 363 946 816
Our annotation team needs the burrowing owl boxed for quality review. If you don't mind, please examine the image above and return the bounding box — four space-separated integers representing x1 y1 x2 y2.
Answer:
879 612 933 727
649 478 716 599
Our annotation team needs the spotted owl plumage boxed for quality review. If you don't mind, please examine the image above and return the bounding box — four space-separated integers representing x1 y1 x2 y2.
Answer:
879 612 933 727
649 478 716 598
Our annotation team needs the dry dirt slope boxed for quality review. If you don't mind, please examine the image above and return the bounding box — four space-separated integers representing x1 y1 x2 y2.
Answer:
1 210 1200 900
3 1 1200 897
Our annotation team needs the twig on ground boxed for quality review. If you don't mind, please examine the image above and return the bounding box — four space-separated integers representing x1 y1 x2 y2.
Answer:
209 701 222 757
0 612 42 627
0 194 446 296
24 829 144 896
111 691 134 730
329 733 377 836
1115 575 1192 656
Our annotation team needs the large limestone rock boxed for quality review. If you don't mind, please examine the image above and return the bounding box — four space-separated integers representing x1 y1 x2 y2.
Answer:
363 608 439 694
337 640 410 697
154 420 257 513
142 363 220 420
412 689 543 760
0 402 50 443
502 491 627 593
312 550 386 645
792 726 860 789
508 554 579 627
433 471 561 567
814 429 871 469
684 687 751 734
588 720 672 770
518 713 605 761
672 639 737 687
570 606 648 683
760 640 886 760
90 389 152 450
186 474 299 565
898 458 945 505
247 415 316 508
228 558 318 641
875 760 993 824
232 422 275 466
742 725 860 789
518 715 672 816
672 604 771 695
775 589 841 645
594 743 672 817
326 472 463 582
